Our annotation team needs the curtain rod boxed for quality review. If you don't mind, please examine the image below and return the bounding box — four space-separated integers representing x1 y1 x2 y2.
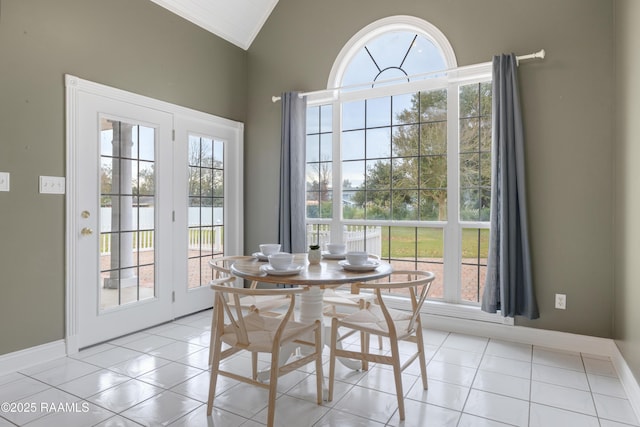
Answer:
271 49 545 103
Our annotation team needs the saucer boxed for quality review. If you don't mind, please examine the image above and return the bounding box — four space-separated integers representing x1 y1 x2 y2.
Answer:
322 251 346 260
260 264 304 276
338 259 380 272
252 252 269 261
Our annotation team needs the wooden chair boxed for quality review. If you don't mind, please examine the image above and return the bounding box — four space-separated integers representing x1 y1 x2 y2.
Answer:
209 256 291 315
327 270 435 421
207 285 324 427
322 254 383 349
208 256 295 367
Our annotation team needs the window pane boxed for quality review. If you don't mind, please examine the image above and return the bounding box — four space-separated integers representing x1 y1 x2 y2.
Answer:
393 93 418 125
366 128 391 158
419 190 445 221
420 122 447 154
461 228 489 303
342 160 365 189
307 105 320 134
460 117 479 152
320 133 332 161
306 191 320 219
366 190 390 219
342 130 365 160
420 89 447 122
320 105 333 132
392 125 419 157
420 155 447 189
343 191 363 219
391 157 418 189
366 97 391 128
402 36 447 77
366 159 390 190
343 100 365 130
392 190 418 220
306 135 320 163
460 84 480 118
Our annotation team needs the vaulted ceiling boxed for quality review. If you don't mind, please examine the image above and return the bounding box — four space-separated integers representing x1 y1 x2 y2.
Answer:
149 0 279 50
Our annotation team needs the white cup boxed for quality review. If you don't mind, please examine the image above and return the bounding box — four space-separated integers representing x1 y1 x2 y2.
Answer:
260 244 281 256
326 243 346 254
346 251 368 266
268 252 294 270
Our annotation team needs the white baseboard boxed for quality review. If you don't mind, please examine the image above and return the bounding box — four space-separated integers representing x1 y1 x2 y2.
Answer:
0 340 66 376
423 313 640 421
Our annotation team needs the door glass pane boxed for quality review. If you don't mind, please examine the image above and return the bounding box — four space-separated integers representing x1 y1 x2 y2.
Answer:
99 118 156 310
188 134 224 289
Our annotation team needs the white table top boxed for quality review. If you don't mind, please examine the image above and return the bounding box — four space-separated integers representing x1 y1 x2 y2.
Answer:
230 253 393 287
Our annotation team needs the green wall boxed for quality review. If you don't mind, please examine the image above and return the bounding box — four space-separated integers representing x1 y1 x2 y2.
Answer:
0 0 246 355
614 0 640 382
246 0 615 336
1 0 629 368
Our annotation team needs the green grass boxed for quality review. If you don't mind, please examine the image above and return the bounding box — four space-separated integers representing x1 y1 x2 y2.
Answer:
380 226 489 258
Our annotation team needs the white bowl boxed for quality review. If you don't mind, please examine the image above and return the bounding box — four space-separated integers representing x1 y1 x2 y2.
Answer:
259 243 281 256
268 252 294 270
345 251 369 266
326 243 346 254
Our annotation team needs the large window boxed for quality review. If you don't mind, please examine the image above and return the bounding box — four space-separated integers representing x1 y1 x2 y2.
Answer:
305 17 493 311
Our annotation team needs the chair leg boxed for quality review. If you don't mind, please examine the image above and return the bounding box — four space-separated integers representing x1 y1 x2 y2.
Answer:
206 334 223 416
328 317 338 402
208 309 217 366
415 318 428 390
252 351 258 380
314 321 324 404
361 331 370 371
389 339 405 421
267 347 281 427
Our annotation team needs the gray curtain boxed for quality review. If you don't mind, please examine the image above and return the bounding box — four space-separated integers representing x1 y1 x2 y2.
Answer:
481 54 539 319
278 92 307 253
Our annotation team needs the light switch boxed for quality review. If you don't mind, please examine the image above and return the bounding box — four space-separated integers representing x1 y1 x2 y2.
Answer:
39 176 66 194
0 172 9 192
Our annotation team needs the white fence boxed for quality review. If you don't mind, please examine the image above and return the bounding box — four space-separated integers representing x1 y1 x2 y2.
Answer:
99 207 223 255
308 225 382 256
100 228 223 255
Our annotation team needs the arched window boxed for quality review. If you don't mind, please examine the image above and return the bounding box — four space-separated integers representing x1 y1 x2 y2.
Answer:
330 16 456 89
306 16 501 322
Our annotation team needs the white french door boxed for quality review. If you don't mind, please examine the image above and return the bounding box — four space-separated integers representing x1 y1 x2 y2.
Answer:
171 114 243 317
66 76 243 351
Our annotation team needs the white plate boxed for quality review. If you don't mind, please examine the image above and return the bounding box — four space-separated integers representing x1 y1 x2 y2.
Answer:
260 264 304 276
252 252 269 261
338 260 380 272
322 251 346 260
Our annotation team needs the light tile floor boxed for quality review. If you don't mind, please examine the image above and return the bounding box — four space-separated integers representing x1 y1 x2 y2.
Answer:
0 309 639 426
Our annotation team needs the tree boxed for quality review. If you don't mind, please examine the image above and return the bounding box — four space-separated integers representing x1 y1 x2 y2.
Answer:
354 89 448 221
350 83 491 221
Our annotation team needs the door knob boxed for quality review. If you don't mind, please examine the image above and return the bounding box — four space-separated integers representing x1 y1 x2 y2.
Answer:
81 227 93 236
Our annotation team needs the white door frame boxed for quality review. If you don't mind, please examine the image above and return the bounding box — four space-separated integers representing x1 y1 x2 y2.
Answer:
65 75 244 354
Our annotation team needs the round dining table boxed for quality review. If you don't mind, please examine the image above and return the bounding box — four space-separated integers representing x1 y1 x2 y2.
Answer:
230 253 393 371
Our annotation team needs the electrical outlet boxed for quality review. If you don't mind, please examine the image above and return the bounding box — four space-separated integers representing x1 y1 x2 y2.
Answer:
555 293 567 310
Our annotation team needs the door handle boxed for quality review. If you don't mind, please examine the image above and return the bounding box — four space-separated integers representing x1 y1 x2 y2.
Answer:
81 227 93 236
